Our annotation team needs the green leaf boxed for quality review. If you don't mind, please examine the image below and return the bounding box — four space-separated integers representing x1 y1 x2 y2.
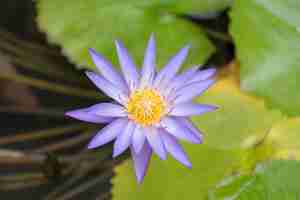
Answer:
209 160 300 200
192 67 282 150
37 0 215 71
113 145 246 200
230 0 300 116
160 0 233 13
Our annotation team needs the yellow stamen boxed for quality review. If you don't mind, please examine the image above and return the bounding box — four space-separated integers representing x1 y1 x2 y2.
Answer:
126 88 166 126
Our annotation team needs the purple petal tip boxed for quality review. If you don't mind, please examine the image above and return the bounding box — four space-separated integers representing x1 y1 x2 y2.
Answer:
112 145 124 158
212 105 220 111
136 173 144 184
87 142 97 149
115 40 122 48
211 67 217 72
88 48 96 54
190 136 202 144
65 111 73 117
206 67 217 72
65 111 78 119
150 32 155 39
112 151 119 158
85 71 92 76
188 129 203 144
181 160 193 169
202 104 219 113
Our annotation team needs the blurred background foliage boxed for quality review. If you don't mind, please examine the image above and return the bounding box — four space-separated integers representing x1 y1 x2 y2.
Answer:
0 0 300 199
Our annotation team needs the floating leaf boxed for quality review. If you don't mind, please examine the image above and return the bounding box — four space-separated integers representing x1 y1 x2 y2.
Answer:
37 0 215 70
192 64 282 150
209 160 300 200
265 118 300 159
113 145 246 200
162 0 233 13
230 0 300 116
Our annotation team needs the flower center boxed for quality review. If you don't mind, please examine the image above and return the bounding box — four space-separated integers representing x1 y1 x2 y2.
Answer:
126 88 166 126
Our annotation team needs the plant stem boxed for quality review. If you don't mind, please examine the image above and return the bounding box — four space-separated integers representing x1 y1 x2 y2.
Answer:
0 105 65 117
33 129 93 153
0 72 102 99
0 124 86 145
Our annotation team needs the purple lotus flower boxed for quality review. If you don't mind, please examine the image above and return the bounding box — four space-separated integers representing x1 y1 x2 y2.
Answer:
66 35 217 183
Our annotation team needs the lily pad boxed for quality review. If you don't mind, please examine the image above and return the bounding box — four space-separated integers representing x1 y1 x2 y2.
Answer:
162 0 233 13
113 145 246 200
230 0 300 116
37 0 215 70
209 160 300 200
265 118 300 159
192 65 282 150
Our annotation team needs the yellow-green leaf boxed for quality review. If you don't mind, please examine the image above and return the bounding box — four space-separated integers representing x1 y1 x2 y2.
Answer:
192 66 282 150
113 145 246 200
265 118 300 159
